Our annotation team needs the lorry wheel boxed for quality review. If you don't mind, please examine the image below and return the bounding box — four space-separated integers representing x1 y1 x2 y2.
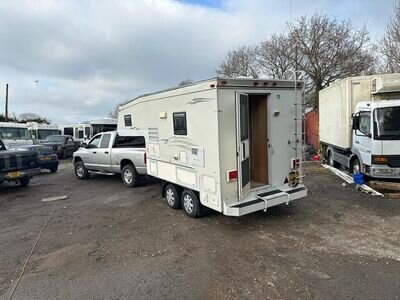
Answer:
328 150 339 168
122 164 139 187
181 189 202 218
351 157 361 174
165 184 181 209
75 161 90 180
20 176 30 187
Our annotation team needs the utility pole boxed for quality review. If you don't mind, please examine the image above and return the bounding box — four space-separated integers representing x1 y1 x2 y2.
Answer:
5 83 8 121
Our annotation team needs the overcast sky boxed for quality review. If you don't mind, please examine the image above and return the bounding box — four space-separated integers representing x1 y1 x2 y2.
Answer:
0 0 396 124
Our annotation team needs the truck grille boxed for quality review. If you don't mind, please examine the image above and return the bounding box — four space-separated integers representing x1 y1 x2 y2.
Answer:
388 155 400 168
0 153 39 172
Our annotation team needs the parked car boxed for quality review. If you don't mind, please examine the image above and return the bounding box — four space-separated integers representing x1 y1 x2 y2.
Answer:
42 135 80 158
11 145 59 173
0 138 41 187
73 130 147 187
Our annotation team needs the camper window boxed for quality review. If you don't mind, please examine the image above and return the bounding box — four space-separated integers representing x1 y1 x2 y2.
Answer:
173 112 187 135
124 115 132 127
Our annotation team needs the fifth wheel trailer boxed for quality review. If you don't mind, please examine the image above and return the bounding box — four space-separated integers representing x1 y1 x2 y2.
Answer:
118 77 307 217
319 73 400 178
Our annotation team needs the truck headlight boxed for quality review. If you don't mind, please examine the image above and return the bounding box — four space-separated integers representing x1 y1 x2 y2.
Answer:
372 155 388 165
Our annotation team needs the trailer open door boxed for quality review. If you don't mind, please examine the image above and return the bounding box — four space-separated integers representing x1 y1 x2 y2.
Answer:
236 93 251 200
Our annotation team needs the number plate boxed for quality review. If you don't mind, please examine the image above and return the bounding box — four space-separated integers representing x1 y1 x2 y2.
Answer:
8 171 21 178
41 156 51 161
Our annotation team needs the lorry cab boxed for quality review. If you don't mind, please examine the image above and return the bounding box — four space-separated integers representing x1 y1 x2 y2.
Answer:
352 100 400 178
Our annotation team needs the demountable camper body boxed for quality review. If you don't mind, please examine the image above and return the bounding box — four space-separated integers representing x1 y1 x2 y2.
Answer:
118 78 307 217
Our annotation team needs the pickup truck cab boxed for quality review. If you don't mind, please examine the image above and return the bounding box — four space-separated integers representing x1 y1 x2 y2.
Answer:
0 138 41 187
73 130 147 187
42 135 80 159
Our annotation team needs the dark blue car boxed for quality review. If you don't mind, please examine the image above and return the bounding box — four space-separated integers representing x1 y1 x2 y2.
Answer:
12 145 59 173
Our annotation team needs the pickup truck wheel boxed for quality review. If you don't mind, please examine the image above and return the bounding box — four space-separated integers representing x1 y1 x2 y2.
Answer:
181 189 203 218
20 176 30 187
165 184 181 209
122 164 139 187
75 161 90 180
50 167 58 173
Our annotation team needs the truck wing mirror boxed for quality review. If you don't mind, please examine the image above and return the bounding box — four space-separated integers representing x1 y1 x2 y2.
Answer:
352 115 360 130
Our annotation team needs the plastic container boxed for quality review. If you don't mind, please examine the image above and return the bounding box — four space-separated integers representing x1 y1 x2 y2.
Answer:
352 173 364 185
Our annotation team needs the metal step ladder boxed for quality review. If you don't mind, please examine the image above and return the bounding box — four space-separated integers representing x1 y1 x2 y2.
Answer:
283 70 306 184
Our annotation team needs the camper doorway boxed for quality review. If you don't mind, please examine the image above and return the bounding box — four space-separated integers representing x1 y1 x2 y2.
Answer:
236 93 269 200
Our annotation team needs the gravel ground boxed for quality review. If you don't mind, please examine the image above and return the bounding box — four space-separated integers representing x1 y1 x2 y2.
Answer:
0 161 400 299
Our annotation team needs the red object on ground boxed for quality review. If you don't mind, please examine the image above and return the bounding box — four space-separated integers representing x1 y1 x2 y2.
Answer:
312 153 320 161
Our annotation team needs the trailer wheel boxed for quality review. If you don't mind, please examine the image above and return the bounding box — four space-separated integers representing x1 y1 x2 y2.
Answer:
351 157 361 174
75 161 90 180
121 164 139 187
181 189 202 218
165 184 181 209
327 150 339 168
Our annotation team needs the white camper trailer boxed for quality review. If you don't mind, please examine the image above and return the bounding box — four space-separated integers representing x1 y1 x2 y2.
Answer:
119 78 307 217
0 122 32 147
90 118 117 136
27 122 60 142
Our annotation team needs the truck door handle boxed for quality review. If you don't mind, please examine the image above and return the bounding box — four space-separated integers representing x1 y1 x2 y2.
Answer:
355 141 360 144
105 151 109 154
93 151 97 154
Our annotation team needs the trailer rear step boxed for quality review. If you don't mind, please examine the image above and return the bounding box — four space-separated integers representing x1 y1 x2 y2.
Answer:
225 186 307 216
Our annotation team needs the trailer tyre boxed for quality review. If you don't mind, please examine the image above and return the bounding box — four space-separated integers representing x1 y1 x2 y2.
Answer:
121 164 139 187
165 184 181 209
181 189 202 218
351 157 361 174
75 161 90 180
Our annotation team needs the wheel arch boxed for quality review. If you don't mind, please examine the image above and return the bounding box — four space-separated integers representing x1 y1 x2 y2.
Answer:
120 159 134 170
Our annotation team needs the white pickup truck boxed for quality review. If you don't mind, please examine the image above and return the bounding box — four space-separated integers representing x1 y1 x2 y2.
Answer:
72 130 147 187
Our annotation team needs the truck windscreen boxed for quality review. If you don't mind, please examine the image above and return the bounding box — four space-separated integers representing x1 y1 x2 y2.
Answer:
375 107 400 140
38 129 60 140
0 127 31 140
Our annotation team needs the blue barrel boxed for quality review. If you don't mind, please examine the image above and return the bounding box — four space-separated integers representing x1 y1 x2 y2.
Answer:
352 173 364 185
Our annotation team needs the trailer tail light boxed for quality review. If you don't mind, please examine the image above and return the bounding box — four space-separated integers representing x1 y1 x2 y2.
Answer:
144 152 147 165
227 170 237 182
291 158 300 170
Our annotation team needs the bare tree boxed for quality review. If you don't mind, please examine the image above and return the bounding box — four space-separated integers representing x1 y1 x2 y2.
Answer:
379 2 400 73
178 79 194 86
217 13 374 108
108 104 120 119
19 113 50 124
216 46 259 78
287 14 374 107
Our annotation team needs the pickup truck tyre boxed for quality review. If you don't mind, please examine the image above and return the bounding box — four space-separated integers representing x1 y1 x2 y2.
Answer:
181 189 202 218
20 176 30 187
75 161 90 180
165 184 182 209
50 167 58 173
122 164 139 187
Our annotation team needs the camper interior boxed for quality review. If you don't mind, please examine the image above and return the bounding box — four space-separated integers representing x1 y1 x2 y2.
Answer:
238 93 269 195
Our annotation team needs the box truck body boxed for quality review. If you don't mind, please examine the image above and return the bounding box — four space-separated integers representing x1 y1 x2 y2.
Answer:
118 78 307 217
319 73 400 178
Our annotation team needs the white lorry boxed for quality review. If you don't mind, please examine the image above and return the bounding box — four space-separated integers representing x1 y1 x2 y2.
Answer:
73 130 147 186
118 77 307 217
0 122 32 147
319 73 400 178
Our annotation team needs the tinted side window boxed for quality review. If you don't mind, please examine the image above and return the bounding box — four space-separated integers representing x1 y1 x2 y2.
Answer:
173 112 187 135
124 115 132 127
114 135 145 148
100 134 111 148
